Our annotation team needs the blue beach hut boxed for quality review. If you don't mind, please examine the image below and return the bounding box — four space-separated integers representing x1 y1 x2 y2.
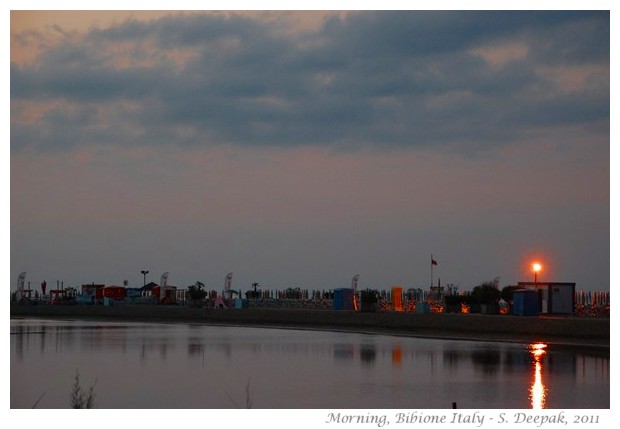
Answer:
512 289 539 316
333 288 355 310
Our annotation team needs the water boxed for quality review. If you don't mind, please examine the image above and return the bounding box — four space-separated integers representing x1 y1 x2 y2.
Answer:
10 318 609 409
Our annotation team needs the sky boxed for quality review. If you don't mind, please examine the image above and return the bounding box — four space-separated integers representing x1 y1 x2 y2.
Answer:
8 5 613 294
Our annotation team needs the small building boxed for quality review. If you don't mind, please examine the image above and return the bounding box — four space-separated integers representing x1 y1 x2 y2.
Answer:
517 282 575 315
153 285 177 304
103 286 126 301
81 284 105 301
391 286 403 311
333 288 355 310
140 282 158 297
512 289 539 316
126 288 142 299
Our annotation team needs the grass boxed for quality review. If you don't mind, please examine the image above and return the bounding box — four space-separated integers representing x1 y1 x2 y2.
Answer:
226 378 254 409
70 370 97 409
31 372 255 409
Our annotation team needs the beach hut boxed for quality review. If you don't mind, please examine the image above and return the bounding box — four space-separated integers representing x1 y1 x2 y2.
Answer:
333 288 355 310
126 288 142 299
512 289 539 316
153 285 177 304
391 286 403 311
81 284 105 302
102 286 126 306
517 282 575 314
139 282 158 297
103 286 126 300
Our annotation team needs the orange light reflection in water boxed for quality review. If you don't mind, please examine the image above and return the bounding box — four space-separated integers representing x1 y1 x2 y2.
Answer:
391 345 402 367
529 343 547 409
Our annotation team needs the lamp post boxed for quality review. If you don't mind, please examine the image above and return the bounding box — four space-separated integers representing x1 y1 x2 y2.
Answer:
141 270 149 286
532 263 542 284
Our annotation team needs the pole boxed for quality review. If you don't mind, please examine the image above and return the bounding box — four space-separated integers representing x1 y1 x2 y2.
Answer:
431 254 434 288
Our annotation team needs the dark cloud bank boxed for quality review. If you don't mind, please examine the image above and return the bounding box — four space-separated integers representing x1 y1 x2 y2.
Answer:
11 11 610 153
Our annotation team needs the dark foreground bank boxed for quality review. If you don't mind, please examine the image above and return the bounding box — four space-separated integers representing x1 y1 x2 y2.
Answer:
10 304 609 348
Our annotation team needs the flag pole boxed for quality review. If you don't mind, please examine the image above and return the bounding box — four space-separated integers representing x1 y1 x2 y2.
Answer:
431 254 433 288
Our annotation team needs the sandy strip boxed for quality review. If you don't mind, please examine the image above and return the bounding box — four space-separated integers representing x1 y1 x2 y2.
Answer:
10 304 610 349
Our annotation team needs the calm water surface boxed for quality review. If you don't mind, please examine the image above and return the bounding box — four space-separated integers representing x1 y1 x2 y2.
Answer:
10 318 609 409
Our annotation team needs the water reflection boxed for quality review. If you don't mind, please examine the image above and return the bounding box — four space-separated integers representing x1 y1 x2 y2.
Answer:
529 343 547 409
360 344 377 366
188 338 205 357
391 345 402 367
471 348 501 375
442 349 467 375
10 320 609 409
333 343 355 360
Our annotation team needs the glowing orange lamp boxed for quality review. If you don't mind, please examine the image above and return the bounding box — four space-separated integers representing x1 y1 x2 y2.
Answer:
532 262 542 284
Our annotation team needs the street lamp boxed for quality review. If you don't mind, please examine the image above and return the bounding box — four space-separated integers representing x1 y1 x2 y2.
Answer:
532 263 542 284
141 270 149 286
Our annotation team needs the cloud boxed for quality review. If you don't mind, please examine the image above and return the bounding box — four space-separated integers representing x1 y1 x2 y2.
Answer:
8 10 611 293
10 11 609 154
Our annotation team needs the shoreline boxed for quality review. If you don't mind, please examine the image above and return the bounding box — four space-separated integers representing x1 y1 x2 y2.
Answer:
10 304 610 350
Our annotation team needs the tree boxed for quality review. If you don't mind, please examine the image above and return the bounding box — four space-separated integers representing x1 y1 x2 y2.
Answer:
187 281 208 304
501 285 521 302
360 289 379 312
246 282 261 299
472 279 501 305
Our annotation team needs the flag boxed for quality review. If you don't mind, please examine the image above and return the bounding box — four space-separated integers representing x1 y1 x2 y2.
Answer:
18 272 26 299
159 272 170 302
431 258 438 266
351 274 360 291
224 273 233 294
18 272 26 288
